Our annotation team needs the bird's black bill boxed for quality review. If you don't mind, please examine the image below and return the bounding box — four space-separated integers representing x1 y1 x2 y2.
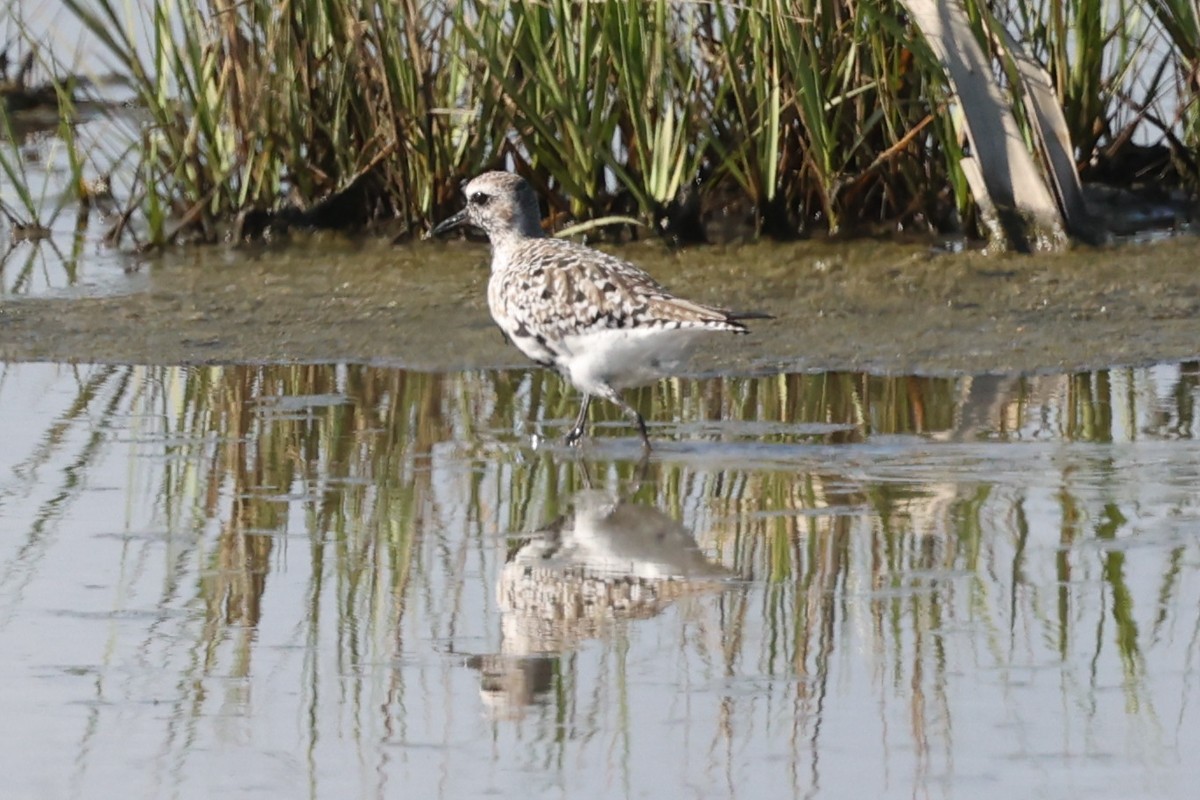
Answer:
429 209 469 237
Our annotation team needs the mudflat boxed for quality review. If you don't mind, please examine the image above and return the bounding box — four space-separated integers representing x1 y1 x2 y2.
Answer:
2 235 1197 374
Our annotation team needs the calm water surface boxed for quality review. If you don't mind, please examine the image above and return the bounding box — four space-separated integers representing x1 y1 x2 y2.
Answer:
1 362 1198 799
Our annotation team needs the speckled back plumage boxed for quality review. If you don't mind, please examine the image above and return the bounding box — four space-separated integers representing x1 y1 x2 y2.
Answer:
488 237 747 367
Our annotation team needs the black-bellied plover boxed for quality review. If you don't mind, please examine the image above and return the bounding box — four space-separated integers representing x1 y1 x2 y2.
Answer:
431 171 765 449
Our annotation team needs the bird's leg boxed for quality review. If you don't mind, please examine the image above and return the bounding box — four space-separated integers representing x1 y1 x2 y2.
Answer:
627 406 652 452
623 451 652 497
565 394 592 446
598 387 652 451
577 459 596 489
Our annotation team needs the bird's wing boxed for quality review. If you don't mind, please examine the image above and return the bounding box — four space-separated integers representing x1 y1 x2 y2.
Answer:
496 240 746 340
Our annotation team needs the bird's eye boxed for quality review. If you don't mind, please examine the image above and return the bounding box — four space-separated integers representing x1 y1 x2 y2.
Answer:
469 192 490 207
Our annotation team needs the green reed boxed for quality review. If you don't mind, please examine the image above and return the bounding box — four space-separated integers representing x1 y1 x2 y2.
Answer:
0 106 38 228
9 0 1197 246
1145 0 1200 151
995 0 1140 161
0 26 86 236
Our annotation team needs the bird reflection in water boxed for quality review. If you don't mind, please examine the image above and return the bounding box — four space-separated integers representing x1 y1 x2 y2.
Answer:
466 464 732 717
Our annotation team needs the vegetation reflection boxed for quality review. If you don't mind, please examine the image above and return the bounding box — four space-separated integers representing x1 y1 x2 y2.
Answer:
6 361 1197 747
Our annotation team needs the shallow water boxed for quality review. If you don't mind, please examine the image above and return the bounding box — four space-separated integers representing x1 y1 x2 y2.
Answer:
2 361 1198 799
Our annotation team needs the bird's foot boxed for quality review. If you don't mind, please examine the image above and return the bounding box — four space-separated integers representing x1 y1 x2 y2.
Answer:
564 425 586 447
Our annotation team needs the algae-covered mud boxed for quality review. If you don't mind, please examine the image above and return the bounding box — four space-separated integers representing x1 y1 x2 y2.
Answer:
2 234 1198 374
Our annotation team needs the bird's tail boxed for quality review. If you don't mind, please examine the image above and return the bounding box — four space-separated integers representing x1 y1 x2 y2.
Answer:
717 308 772 334
726 310 774 322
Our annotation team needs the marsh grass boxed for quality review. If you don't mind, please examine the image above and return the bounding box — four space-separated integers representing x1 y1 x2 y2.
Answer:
9 0 1200 247
0 107 40 229
0 18 96 245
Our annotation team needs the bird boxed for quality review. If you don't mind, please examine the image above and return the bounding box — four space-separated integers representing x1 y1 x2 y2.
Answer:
431 171 766 449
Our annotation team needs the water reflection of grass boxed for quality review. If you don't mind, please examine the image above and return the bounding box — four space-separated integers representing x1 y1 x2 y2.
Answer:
0 364 128 602
5 362 1198 764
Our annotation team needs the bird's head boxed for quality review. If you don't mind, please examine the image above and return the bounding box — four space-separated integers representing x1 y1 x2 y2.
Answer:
430 171 545 242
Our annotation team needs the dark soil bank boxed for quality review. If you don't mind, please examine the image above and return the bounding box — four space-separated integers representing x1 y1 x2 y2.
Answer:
2 235 1198 374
